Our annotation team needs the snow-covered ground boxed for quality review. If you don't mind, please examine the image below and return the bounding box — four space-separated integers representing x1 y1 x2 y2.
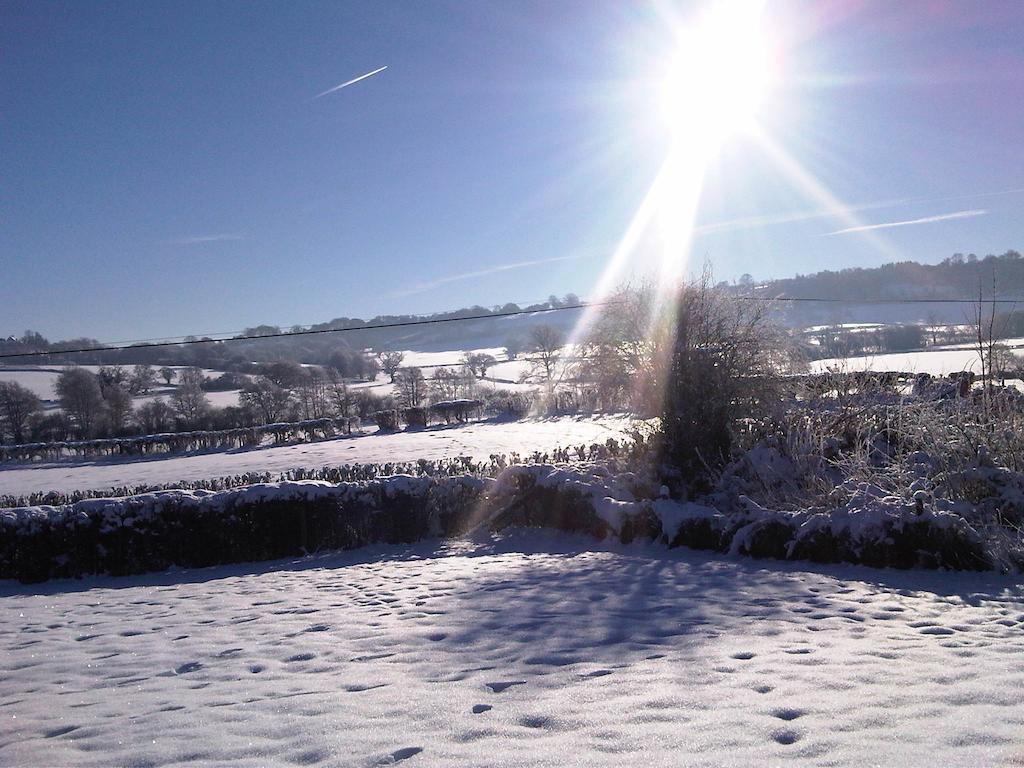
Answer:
131 389 243 410
811 348 983 375
0 415 633 496
2 532 1022 767
809 337 1024 376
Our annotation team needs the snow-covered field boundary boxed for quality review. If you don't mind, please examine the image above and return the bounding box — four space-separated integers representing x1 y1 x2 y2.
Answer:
1 463 992 583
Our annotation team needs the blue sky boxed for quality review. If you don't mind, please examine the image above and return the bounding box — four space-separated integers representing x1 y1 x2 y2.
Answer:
3 0 1023 340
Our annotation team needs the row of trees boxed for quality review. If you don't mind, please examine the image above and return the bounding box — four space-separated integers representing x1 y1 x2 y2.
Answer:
0 361 394 444
805 324 928 359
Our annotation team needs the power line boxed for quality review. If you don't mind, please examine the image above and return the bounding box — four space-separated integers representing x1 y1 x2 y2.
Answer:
93 294 578 347
2 293 1020 362
0 302 609 361
741 296 1021 305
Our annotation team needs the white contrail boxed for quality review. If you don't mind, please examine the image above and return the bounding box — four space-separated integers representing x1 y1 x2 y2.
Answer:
171 234 245 245
694 187 1024 238
392 255 580 297
315 66 388 98
824 209 987 236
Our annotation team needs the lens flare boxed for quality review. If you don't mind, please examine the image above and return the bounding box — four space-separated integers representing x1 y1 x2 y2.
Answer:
570 0 777 359
661 0 776 146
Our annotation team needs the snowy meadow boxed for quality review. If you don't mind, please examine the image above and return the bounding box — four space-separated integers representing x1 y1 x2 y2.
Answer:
3 534 1023 767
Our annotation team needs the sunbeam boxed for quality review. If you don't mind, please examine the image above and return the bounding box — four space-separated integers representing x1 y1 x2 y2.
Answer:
749 128 903 262
570 0 776 360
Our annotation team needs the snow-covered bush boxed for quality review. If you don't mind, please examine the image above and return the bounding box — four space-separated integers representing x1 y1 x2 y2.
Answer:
484 390 533 419
401 406 428 429
371 409 400 432
429 399 484 424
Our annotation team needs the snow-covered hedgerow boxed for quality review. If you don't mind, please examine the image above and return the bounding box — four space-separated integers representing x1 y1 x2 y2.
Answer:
1 462 993 583
0 477 487 583
0 417 361 463
485 464 991 571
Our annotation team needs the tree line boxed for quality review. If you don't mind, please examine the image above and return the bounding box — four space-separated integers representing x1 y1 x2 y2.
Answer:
0 294 582 370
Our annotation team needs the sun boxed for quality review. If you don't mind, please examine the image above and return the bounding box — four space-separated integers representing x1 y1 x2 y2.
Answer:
566 0 783 355
660 0 776 148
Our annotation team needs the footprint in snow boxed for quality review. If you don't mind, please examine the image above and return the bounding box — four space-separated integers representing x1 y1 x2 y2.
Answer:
772 729 801 745
771 707 805 721
486 681 526 693
376 746 423 764
731 651 756 660
919 626 956 635
43 725 80 739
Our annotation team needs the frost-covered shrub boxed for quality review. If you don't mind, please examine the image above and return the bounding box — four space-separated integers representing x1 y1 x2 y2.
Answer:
429 399 484 424
402 407 428 429
372 409 400 432
485 390 533 419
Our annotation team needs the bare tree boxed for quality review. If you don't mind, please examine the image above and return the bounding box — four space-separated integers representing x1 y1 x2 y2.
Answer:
430 367 475 402
972 269 1007 408
56 367 105 438
394 367 427 408
462 352 497 379
325 368 354 417
103 385 134 435
158 366 176 386
295 366 330 420
577 283 658 411
136 399 175 434
240 377 293 424
925 312 941 346
172 367 210 426
260 361 306 390
661 269 793 481
0 381 41 443
504 337 524 361
128 364 157 395
98 365 128 390
524 325 566 393
378 351 405 383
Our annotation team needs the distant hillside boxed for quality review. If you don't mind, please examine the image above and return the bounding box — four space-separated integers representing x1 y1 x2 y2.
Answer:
0 295 582 370
745 250 1024 327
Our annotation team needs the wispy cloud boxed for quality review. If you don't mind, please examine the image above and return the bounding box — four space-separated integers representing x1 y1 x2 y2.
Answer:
824 209 987 236
694 200 904 237
392 255 580 297
315 66 388 99
694 187 1022 238
170 234 245 246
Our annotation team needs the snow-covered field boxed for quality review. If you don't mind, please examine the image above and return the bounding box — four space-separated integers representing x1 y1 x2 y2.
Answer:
0 366 241 409
2 532 1023 767
810 337 1024 376
811 348 983 375
0 415 633 496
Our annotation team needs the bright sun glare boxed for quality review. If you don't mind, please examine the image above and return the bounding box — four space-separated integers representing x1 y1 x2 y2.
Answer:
567 0 779 366
661 0 775 147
